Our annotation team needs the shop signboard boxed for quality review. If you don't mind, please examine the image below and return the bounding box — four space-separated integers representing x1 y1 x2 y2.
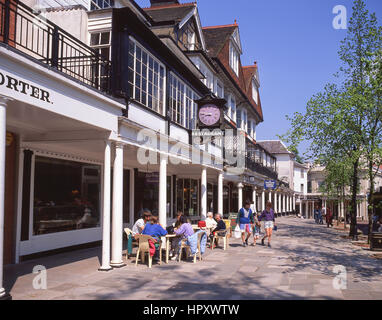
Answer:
145 172 159 184
264 180 277 190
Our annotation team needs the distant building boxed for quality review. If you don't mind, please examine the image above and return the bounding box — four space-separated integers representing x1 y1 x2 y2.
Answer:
304 163 382 221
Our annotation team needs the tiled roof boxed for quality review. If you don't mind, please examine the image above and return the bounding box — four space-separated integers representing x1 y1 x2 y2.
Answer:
242 64 263 120
202 25 237 57
143 2 196 23
257 140 293 155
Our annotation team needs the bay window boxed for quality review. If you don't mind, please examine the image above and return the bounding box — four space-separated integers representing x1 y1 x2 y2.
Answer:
230 95 236 122
216 81 224 98
128 38 165 115
236 109 242 130
169 72 199 129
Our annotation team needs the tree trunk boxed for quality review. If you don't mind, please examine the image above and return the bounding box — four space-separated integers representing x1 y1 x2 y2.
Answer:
349 159 359 240
368 161 375 244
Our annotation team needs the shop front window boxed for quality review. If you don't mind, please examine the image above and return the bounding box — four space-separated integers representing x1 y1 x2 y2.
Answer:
176 178 199 216
33 157 101 235
135 172 159 218
223 186 229 215
207 183 213 212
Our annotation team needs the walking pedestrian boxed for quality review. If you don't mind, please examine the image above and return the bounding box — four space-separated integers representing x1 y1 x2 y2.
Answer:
259 201 276 248
314 205 321 224
236 200 255 247
326 207 333 228
252 213 261 246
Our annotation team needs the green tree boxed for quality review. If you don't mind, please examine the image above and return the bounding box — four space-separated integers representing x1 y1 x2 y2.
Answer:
282 0 382 240
363 47 382 242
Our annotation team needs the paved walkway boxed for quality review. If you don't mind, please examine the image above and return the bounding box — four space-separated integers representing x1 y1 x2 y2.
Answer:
5 217 382 300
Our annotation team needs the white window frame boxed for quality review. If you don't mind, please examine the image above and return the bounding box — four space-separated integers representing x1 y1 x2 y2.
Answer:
169 72 199 130
128 37 166 116
216 80 224 98
230 95 236 122
229 41 239 76
252 79 258 104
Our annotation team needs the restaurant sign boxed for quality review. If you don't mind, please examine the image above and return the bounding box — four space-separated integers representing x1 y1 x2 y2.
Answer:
264 180 277 190
145 172 159 184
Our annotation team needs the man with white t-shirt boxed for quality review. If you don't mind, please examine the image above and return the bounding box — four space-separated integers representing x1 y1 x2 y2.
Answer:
132 210 152 238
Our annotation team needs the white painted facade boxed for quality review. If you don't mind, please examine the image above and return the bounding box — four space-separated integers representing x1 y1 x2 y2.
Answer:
294 163 308 195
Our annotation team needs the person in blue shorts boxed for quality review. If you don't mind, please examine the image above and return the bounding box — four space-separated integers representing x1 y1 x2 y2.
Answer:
236 200 255 247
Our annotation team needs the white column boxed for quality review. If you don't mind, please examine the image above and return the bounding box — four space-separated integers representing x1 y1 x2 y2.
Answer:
293 196 296 211
268 191 272 203
278 193 282 214
218 172 223 215
286 195 289 212
238 183 244 210
110 142 125 268
274 192 278 213
201 167 207 219
261 190 265 211
99 140 112 271
283 194 286 213
159 156 167 228
0 97 10 299
252 188 257 213
129 169 135 225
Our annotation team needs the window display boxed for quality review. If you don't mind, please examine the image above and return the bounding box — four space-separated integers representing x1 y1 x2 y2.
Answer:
33 156 101 235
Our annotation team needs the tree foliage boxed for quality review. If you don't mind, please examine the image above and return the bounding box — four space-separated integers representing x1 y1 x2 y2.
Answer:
281 0 382 239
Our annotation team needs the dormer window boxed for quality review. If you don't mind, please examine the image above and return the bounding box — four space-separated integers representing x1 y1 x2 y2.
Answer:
178 19 200 51
252 79 258 104
91 0 114 10
229 42 239 76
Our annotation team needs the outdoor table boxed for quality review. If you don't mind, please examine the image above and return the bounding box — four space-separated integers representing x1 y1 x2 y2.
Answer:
192 224 201 231
165 234 177 264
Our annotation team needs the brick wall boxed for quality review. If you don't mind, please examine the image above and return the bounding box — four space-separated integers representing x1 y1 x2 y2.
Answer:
0 0 17 46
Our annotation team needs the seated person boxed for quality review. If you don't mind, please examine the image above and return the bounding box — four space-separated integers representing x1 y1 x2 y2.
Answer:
210 213 226 247
171 215 194 260
142 216 168 239
174 211 183 228
142 216 168 260
205 212 217 230
132 210 151 238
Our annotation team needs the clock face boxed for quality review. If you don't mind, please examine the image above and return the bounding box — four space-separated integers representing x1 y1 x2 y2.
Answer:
199 104 221 126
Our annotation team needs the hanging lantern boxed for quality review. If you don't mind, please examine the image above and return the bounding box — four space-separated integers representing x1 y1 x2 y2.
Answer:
6 132 13 147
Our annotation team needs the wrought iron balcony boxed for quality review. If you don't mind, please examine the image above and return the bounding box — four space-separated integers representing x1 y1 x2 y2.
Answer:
245 156 278 180
0 0 111 93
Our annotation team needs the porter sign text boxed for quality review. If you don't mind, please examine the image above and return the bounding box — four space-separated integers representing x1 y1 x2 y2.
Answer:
0 71 52 104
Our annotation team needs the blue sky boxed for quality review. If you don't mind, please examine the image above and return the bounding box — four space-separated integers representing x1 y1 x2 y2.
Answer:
135 0 382 156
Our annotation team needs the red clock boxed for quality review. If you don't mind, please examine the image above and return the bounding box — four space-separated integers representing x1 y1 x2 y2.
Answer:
198 104 221 127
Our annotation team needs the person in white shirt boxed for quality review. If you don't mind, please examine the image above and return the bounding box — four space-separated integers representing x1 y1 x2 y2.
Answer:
132 210 151 237
205 212 217 237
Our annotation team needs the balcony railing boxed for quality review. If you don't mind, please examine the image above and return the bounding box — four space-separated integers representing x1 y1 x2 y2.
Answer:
245 156 278 180
0 0 111 93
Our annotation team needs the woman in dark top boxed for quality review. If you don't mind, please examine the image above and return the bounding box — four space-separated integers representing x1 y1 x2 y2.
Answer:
210 213 226 248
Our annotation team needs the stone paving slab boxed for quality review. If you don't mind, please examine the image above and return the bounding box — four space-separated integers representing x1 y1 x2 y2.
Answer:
5 217 382 300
